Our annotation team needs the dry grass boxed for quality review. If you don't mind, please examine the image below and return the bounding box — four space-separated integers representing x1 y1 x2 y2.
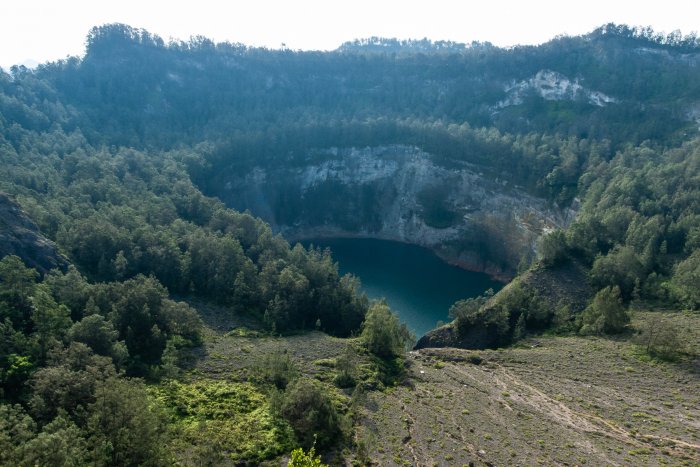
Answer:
185 302 700 466
359 316 700 466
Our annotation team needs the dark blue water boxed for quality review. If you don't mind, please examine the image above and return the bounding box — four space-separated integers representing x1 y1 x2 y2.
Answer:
301 238 502 336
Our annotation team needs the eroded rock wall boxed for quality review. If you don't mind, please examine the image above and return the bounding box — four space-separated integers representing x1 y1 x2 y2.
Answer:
0 193 69 274
218 145 575 279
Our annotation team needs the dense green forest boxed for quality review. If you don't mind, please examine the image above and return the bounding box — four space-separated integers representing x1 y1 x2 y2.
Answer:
1 22 700 464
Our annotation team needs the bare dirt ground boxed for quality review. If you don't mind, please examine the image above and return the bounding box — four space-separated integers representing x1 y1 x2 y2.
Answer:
188 303 700 466
361 335 699 466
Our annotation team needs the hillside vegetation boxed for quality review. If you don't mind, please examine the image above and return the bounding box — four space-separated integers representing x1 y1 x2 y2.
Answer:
1 23 699 464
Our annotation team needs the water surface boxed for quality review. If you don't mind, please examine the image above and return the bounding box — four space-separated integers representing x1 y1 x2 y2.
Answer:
301 237 502 336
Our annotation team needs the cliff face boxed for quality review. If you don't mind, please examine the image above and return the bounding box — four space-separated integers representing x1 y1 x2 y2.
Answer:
415 259 593 350
497 69 617 109
0 193 69 274
217 145 575 279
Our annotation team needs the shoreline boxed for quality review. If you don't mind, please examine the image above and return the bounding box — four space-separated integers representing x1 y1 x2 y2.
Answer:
285 230 513 284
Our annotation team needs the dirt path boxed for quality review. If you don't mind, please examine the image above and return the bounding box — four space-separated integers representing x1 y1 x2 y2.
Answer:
487 364 700 462
396 350 700 466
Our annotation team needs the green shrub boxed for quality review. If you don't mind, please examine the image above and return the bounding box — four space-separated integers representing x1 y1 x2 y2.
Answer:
580 286 629 335
278 378 344 449
361 301 413 358
288 444 327 467
261 350 298 390
538 230 569 267
152 379 294 463
635 317 684 361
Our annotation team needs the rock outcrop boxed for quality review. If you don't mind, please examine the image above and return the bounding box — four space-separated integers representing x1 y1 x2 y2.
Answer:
497 70 617 109
218 145 575 280
0 193 68 274
414 259 593 349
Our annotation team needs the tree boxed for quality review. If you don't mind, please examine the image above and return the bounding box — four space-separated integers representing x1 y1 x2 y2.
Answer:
538 230 569 266
0 255 38 330
279 378 343 449
333 345 357 388
29 343 116 423
91 275 201 375
635 316 684 361
262 350 298 390
449 290 493 334
18 415 89 466
668 250 700 309
87 377 166 465
44 266 91 321
1 354 34 400
0 404 36 465
590 246 645 300
30 284 72 360
580 286 629 335
361 301 413 358
68 314 127 367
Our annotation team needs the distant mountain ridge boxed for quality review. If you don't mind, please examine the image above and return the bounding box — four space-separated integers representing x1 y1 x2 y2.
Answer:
19 22 698 151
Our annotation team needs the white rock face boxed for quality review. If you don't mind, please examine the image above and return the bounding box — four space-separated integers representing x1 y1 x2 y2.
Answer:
220 145 576 278
687 103 700 129
498 70 617 108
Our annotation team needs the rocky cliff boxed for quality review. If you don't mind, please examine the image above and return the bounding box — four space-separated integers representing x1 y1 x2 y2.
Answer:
217 145 575 279
415 259 593 349
0 193 69 274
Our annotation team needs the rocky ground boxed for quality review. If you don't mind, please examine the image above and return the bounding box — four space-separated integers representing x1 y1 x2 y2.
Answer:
187 304 700 466
363 334 699 466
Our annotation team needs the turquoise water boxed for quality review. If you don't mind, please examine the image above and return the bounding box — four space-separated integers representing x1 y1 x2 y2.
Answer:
301 238 502 337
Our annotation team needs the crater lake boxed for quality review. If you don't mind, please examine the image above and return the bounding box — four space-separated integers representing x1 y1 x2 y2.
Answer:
301 237 503 337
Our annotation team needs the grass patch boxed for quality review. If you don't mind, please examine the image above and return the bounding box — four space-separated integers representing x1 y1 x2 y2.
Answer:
151 379 294 464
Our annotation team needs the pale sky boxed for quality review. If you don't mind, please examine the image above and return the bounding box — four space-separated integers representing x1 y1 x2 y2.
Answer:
1 0 699 69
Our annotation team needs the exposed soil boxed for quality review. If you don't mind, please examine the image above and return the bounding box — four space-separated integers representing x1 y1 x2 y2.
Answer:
187 303 700 466
363 335 699 466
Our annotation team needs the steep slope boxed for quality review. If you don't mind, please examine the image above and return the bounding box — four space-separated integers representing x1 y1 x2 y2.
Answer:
0 192 68 274
218 145 574 278
415 259 593 349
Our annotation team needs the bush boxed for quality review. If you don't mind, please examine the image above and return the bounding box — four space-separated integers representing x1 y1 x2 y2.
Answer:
668 250 700 309
580 286 629 335
635 316 684 361
278 378 343 449
288 445 327 467
538 230 569 266
361 301 413 358
262 350 298 390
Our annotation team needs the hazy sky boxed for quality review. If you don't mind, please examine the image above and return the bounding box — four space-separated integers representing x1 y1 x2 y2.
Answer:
2 0 698 69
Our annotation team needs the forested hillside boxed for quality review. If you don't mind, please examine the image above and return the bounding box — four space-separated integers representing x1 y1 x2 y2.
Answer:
1 23 700 464
34 23 700 149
